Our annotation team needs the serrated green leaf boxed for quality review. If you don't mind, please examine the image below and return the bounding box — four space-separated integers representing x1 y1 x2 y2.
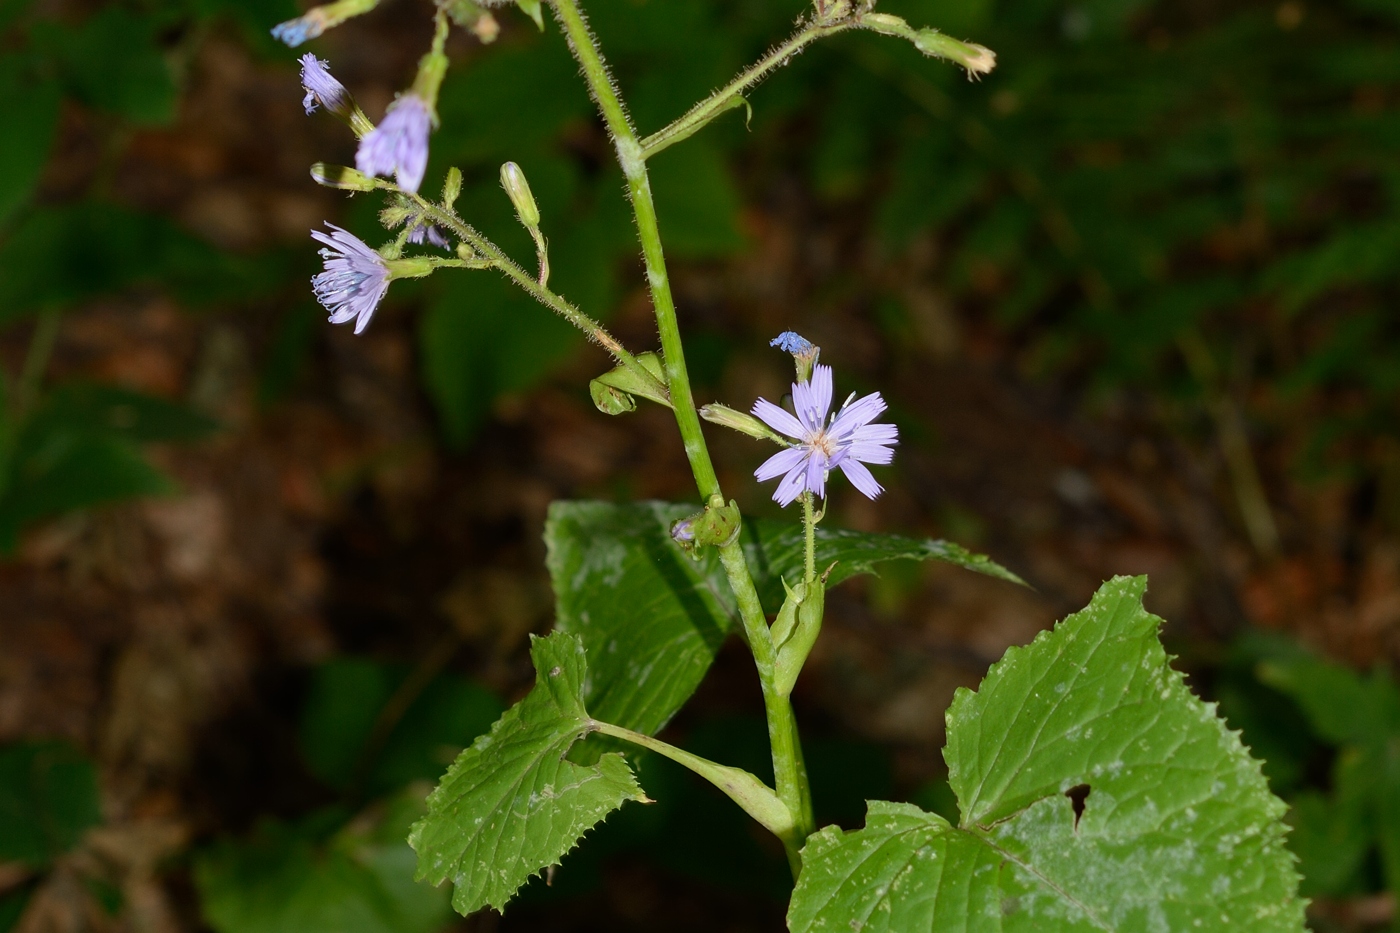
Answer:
0 742 102 868
409 632 646 916
740 518 1026 611
790 576 1304 933
545 501 735 739
196 793 451 933
546 500 1020 742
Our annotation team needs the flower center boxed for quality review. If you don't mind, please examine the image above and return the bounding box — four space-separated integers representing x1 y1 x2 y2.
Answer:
808 429 839 460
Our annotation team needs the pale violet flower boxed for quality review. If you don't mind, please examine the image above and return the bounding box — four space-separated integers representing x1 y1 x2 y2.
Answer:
356 94 431 194
407 223 449 249
299 54 350 117
311 224 390 334
752 364 897 506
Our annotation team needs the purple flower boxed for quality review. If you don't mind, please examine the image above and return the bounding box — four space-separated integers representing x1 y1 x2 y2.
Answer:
299 54 350 117
751 364 898 506
407 223 450 249
356 94 431 194
311 224 390 335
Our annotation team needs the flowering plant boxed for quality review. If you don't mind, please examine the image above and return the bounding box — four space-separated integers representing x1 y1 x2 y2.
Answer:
279 1 1305 928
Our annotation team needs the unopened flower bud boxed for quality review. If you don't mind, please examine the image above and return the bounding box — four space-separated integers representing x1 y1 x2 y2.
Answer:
500 162 540 228
700 403 785 444
442 166 463 209
311 163 378 192
456 242 477 262
912 30 997 75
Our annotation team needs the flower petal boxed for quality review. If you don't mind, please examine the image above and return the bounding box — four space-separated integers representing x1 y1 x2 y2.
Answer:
829 392 888 437
792 364 833 433
755 446 808 482
848 441 895 465
839 458 884 500
752 398 806 440
804 451 827 500
774 460 809 506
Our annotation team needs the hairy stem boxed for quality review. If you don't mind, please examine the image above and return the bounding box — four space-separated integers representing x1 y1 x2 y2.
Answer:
408 194 666 401
802 493 817 584
551 0 816 868
640 14 857 159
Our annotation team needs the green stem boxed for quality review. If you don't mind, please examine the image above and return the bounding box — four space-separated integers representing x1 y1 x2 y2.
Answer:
639 14 858 159
408 194 666 402
551 0 816 869
588 719 796 849
802 493 817 584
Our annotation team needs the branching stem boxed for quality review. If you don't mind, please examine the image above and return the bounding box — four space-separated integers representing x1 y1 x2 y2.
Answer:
640 14 858 159
406 193 666 402
551 0 817 869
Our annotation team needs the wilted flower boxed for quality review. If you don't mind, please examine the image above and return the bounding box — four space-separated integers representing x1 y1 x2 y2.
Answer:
752 364 897 506
299 54 350 116
271 15 322 47
407 223 450 249
770 331 816 357
311 223 390 334
356 94 431 194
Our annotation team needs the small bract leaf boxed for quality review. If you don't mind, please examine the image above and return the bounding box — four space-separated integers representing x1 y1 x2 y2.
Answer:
409 631 646 916
790 577 1305 933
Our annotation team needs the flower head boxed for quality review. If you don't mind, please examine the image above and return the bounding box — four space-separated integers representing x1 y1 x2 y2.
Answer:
311 224 390 335
407 223 450 249
356 94 431 194
752 364 898 506
299 54 350 117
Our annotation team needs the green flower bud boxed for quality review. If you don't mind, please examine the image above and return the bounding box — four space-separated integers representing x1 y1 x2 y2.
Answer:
379 203 416 228
700 403 786 444
500 161 541 228
442 167 463 209
310 163 378 191
913 30 997 75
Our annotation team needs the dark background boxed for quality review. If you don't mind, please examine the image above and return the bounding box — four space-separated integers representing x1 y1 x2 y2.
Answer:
2 0 1399 930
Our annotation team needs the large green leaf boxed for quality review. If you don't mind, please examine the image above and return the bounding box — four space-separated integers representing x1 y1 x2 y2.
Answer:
545 500 1022 740
0 742 102 868
196 793 451 933
789 576 1304 932
545 501 736 739
409 632 647 916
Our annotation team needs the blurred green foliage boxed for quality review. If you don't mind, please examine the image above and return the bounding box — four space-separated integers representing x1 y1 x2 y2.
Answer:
1221 636 1400 905
0 0 297 549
